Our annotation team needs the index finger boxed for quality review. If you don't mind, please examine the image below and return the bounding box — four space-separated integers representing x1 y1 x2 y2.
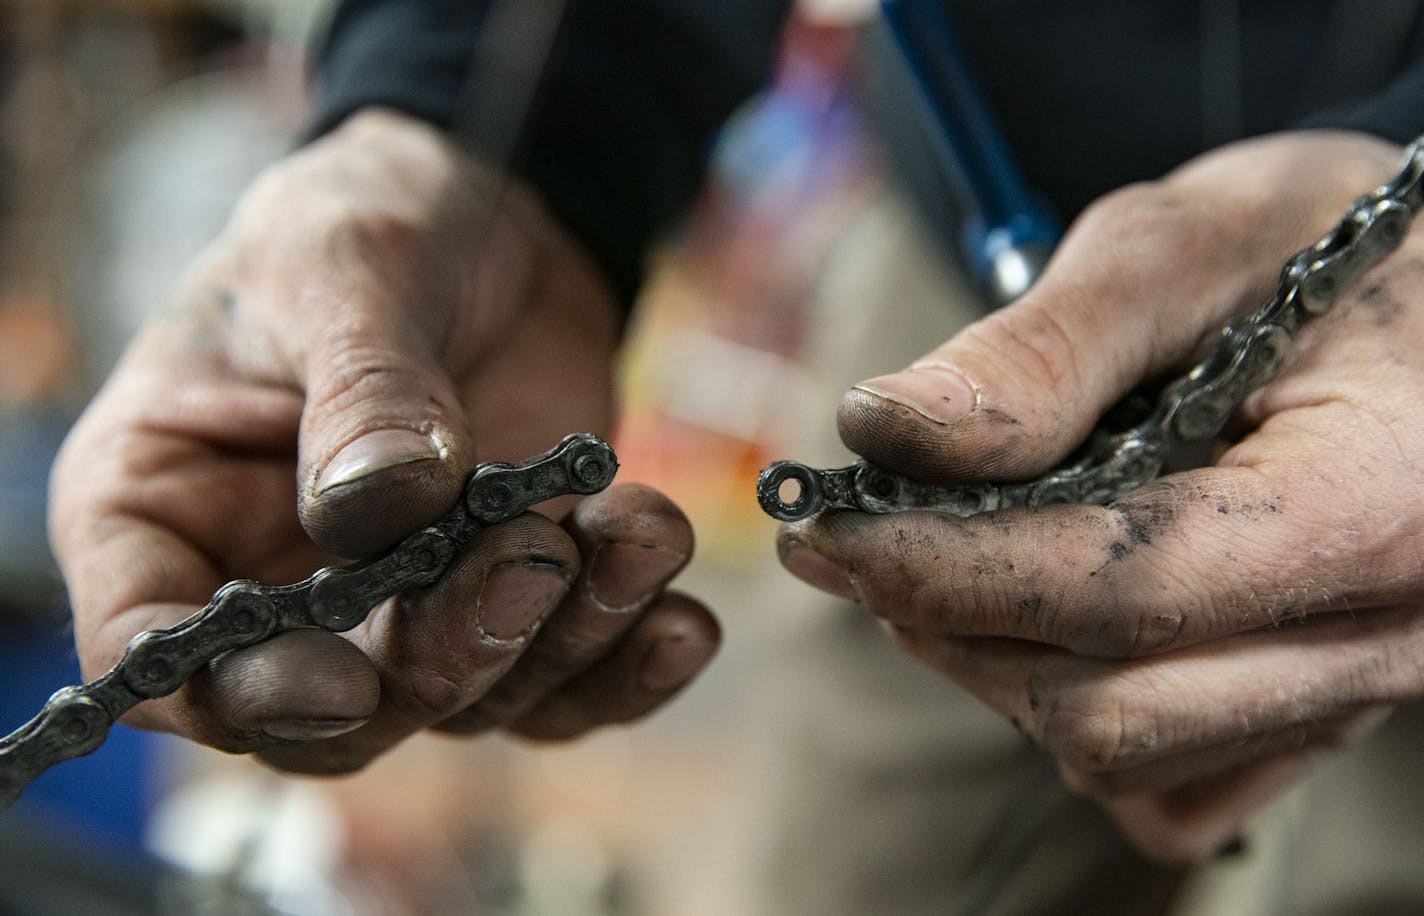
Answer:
779 455 1408 657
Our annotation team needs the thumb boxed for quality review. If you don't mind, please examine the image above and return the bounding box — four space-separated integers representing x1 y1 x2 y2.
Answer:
838 132 1404 483
297 318 473 559
837 211 1236 482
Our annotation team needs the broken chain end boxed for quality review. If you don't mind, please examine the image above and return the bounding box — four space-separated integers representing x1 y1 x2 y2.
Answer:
757 461 825 522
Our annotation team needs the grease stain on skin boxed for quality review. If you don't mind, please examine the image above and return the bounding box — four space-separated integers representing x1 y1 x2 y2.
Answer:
978 408 1023 427
1096 493 1177 566
1085 484 1186 577
1356 277 1404 328
1088 481 1287 576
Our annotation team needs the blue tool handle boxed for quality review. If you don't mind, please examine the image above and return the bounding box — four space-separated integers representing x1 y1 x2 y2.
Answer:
880 0 1060 301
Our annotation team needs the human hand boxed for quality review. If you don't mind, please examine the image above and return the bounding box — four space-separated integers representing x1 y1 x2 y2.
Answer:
778 131 1424 861
49 108 717 774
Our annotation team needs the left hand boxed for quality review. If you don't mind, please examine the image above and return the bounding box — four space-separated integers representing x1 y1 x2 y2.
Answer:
48 109 717 775
778 130 1424 862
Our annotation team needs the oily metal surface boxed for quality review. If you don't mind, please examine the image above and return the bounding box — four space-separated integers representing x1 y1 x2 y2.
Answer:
760 137 1424 522
0 433 618 810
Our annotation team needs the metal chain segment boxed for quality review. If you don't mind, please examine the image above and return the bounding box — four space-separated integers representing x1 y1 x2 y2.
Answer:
0 433 617 810
759 137 1424 522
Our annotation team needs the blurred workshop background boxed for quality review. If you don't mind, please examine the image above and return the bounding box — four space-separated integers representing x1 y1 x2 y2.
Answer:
0 1 929 913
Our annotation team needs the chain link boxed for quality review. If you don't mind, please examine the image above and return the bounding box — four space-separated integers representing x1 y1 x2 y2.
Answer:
759 137 1424 522
0 433 617 810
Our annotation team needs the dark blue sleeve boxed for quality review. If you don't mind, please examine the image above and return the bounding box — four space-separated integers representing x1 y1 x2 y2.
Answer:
1300 61 1424 144
310 0 792 305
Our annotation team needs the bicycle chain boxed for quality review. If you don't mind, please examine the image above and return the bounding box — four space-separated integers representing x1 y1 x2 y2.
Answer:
759 137 1424 522
0 433 617 810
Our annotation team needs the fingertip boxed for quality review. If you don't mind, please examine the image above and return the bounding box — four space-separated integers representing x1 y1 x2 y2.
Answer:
567 484 694 612
586 541 689 612
568 483 695 554
184 630 381 749
505 592 720 741
300 445 467 559
849 362 980 428
776 533 858 600
635 595 721 694
295 351 473 558
836 385 963 479
837 373 1045 481
1104 751 1312 864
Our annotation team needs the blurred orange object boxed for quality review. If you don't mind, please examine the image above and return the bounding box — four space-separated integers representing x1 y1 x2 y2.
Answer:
0 297 77 405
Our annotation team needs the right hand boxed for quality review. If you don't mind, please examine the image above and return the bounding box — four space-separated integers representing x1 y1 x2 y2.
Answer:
49 108 719 774
777 130 1424 861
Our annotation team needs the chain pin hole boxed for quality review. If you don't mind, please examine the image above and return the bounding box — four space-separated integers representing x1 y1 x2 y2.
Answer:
761 463 822 520
777 476 806 508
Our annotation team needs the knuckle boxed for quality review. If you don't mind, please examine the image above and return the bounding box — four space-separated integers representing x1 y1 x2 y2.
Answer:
577 482 690 532
1127 606 1188 655
1038 704 1121 770
320 211 431 276
1060 598 1187 658
1026 589 1129 657
1072 179 1159 230
970 304 1084 404
1073 179 1252 253
398 665 477 720
307 345 438 419
1038 684 1157 771
1056 762 1103 798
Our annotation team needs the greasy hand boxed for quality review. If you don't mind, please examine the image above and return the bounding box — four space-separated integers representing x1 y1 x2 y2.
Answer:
780 131 1424 862
49 109 717 774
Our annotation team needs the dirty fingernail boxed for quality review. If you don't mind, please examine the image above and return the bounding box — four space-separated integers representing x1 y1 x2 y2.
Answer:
315 429 441 494
853 361 978 425
588 542 688 612
262 716 367 742
638 632 708 694
778 539 858 600
476 562 569 641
